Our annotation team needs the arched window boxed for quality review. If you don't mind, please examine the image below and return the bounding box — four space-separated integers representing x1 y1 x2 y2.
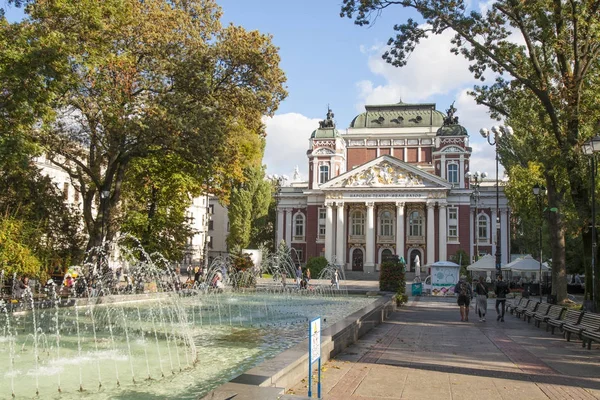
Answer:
409 211 423 237
477 214 488 241
351 210 365 236
447 163 459 184
319 164 329 184
294 213 305 237
379 210 394 237
381 248 393 263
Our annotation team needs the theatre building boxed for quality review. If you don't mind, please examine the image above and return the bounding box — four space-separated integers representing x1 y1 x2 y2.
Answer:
276 102 510 274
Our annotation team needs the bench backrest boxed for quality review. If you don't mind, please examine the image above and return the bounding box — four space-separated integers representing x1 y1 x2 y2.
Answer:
563 309 583 325
547 305 565 320
525 301 539 312
578 312 600 331
535 303 550 315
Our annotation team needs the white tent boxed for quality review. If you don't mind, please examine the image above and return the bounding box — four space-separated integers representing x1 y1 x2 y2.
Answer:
505 255 550 272
466 254 509 271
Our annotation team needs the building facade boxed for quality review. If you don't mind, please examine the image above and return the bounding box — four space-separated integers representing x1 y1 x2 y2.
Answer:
276 102 510 273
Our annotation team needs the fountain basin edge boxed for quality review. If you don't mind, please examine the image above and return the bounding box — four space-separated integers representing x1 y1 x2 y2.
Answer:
201 294 394 400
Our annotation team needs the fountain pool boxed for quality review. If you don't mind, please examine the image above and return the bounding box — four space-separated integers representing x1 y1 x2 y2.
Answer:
1 291 377 399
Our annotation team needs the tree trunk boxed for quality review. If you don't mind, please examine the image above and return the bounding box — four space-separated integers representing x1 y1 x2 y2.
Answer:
546 180 568 303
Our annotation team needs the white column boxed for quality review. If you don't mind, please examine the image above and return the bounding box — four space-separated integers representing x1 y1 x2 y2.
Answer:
285 208 292 246
441 155 446 179
469 208 474 262
325 203 333 262
459 155 465 188
403 147 407 161
417 147 422 162
336 202 346 266
365 202 375 271
395 202 405 260
491 209 497 258
501 208 509 265
426 202 436 264
438 203 447 261
277 208 284 245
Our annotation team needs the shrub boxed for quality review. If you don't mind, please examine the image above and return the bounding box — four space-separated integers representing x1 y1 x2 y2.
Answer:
379 258 406 292
306 256 329 278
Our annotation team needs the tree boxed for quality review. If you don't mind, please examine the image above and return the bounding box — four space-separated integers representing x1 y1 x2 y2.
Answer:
1 0 287 270
119 152 202 262
341 0 600 306
226 165 272 252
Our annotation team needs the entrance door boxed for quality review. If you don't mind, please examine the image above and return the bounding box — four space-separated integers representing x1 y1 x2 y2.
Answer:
352 249 364 271
409 250 422 272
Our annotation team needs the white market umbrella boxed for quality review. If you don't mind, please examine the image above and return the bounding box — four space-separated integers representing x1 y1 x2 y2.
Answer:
429 261 460 267
466 254 509 271
505 255 550 272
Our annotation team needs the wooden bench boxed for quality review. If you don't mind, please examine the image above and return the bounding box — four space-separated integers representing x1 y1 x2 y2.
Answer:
535 304 565 329
516 301 538 319
510 298 530 316
581 320 600 349
547 309 583 335
506 297 522 314
563 312 600 342
526 302 550 323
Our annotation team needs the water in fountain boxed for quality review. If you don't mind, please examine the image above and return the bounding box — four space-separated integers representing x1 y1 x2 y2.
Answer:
0 241 377 399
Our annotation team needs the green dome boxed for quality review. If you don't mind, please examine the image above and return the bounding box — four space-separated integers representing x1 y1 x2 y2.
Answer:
350 102 446 129
311 127 340 139
436 124 468 136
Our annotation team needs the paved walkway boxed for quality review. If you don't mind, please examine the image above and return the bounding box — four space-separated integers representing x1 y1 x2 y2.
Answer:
285 296 600 400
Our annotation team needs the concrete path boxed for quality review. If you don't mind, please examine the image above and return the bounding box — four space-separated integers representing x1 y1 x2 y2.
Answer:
284 296 600 399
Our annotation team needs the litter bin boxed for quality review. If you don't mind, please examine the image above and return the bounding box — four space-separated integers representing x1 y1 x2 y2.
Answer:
411 282 423 296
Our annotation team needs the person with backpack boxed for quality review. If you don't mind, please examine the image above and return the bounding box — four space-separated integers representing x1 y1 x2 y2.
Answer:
494 274 509 321
474 278 489 322
455 275 473 322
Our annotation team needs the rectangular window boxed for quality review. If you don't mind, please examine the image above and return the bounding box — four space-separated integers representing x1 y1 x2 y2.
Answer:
63 182 69 200
207 236 212 249
447 164 459 184
295 249 304 263
208 204 214 215
318 208 326 238
74 189 80 203
208 220 214 231
448 207 458 239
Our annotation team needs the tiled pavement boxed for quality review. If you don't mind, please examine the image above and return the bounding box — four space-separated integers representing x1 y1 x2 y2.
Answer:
285 296 600 400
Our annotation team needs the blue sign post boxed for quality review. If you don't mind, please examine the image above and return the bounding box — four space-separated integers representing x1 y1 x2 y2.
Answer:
308 317 321 398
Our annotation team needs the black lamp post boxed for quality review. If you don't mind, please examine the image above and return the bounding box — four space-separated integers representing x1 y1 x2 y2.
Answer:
480 125 513 276
533 184 546 303
583 135 600 310
466 171 487 263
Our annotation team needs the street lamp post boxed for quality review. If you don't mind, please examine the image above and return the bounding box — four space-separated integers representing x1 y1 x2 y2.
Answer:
466 171 487 263
480 125 513 276
533 184 546 303
583 135 600 311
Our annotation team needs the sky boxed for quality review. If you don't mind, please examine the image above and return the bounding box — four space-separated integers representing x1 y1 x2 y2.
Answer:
3 0 507 181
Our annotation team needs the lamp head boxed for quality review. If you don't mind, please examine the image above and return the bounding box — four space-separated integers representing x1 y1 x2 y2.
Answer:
481 172 488 178
532 184 540 196
591 135 600 152
479 128 489 138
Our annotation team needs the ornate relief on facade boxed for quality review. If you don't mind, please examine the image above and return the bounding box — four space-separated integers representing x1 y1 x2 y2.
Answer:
313 140 336 148
366 139 377 146
339 162 425 187
441 146 464 153
440 137 464 145
407 139 419 145
348 139 365 147
313 147 336 155
421 138 432 145
393 139 405 145
325 191 344 199
380 139 391 146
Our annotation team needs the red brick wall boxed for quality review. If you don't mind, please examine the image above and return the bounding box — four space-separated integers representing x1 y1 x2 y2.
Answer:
347 148 377 169
406 148 418 162
421 147 431 163
380 148 390 156
392 148 404 160
305 205 319 260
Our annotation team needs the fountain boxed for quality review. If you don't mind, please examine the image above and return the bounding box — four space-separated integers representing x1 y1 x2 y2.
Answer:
0 243 378 399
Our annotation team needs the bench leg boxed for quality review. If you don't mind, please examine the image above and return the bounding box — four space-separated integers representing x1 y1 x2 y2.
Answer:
565 331 571 342
589 340 593 350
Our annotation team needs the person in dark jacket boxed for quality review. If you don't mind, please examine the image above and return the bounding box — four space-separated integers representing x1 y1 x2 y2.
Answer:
455 276 473 322
494 274 509 322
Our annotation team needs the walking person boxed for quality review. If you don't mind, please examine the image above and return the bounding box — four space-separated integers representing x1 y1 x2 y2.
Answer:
331 269 339 290
474 278 488 322
454 275 472 322
494 274 509 322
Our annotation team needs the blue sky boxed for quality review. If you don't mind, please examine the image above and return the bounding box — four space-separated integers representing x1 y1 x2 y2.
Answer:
3 0 504 180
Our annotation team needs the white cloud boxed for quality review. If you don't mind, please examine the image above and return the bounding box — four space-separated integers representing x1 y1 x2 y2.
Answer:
356 27 476 105
263 113 320 181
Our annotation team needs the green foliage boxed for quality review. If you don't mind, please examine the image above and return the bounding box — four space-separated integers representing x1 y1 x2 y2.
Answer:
450 249 469 278
0 218 42 279
306 256 328 279
1 0 287 255
379 259 406 292
231 252 256 288
227 165 272 252
119 152 201 262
